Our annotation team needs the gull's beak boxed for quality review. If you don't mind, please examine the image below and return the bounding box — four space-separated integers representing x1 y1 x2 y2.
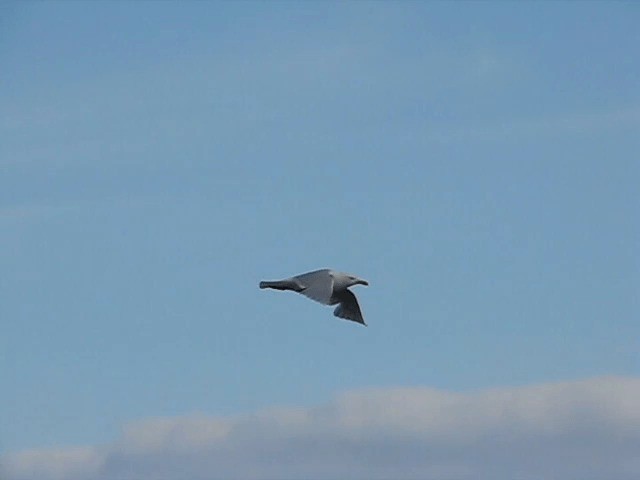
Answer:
358 279 369 286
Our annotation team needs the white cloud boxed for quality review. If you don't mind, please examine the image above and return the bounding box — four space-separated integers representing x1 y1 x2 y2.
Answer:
3 376 640 480
2 447 103 480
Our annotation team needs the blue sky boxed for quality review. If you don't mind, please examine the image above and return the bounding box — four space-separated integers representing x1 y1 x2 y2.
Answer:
1 2 639 479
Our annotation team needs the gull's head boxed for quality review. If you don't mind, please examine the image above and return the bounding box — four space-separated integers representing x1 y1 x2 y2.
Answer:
330 270 369 289
348 275 369 287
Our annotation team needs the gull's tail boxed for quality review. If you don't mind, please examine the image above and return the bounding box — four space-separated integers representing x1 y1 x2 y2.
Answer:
259 279 304 292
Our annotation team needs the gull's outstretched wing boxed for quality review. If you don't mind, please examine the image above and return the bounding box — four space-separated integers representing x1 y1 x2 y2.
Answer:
332 289 366 325
294 269 334 305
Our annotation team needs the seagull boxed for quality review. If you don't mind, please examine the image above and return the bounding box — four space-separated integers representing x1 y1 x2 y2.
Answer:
259 269 369 326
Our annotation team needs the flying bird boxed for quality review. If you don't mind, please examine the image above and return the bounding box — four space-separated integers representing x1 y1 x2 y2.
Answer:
259 269 369 326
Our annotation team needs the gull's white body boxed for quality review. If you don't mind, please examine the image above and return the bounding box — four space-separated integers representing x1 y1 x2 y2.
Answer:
259 269 369 326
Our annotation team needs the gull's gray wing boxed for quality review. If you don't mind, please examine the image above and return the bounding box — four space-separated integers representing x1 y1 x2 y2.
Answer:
294 269 334 305
332 289 366 326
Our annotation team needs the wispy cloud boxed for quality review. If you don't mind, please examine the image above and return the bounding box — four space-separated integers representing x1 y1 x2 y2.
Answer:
419 105 640 145
3 376 640 480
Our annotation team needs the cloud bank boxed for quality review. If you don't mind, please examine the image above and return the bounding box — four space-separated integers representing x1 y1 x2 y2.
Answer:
3 376 640 480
